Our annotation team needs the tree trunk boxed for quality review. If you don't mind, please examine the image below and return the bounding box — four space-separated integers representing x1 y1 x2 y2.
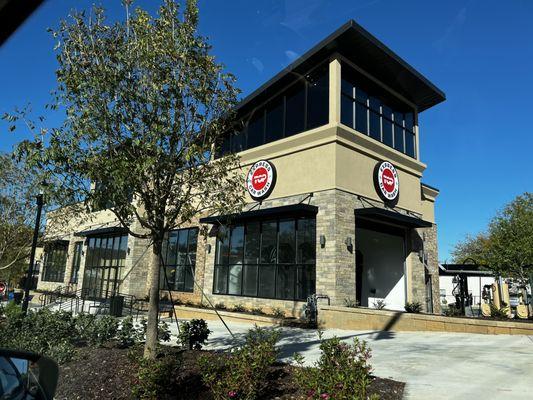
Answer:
143 237 162 359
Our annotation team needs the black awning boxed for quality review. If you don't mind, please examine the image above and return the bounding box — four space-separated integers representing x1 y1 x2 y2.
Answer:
354 207 432 228
200 204 319 225
75 225 129 237
439 264 494 277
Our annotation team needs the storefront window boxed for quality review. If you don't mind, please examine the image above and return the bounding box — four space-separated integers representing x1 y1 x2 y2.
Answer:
83 234 128 298
341 63 417 158
213 217 316 301
70 242 83 284
42 242 68 282
160 228 198 293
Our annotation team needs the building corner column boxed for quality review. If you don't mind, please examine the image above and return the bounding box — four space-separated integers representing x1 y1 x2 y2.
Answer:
329 57 341 125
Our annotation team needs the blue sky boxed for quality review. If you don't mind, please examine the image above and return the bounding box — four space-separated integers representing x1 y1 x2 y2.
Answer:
1 0 532 261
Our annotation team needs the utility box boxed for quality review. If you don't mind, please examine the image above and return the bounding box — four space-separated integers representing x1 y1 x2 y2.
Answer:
109 296 124 317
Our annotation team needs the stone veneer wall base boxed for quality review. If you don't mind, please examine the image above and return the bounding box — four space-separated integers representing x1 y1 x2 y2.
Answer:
319 306 533 335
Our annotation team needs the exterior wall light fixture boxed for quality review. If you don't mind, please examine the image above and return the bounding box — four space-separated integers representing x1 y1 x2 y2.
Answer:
320 235 326 248
206 243 212 254
344 237 353 253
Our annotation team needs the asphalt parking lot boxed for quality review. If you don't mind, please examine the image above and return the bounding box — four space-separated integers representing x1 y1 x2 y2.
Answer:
167 319 533 400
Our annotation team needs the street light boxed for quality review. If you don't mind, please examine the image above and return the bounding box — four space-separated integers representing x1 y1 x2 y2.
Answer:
21 189 44 314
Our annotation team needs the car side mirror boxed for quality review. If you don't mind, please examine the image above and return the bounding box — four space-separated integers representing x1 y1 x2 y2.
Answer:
0 348 58 400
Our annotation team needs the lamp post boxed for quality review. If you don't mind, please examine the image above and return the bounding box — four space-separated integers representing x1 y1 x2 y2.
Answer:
21 191 44 314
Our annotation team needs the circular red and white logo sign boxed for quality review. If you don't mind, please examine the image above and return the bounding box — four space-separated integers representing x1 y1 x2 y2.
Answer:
376 161 399 201
0 282 5 294
246 160 276 201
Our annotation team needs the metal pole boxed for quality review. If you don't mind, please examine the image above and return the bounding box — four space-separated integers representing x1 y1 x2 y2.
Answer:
21 192 43 314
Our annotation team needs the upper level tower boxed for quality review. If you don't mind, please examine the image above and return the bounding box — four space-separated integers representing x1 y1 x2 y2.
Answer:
218 20 445 164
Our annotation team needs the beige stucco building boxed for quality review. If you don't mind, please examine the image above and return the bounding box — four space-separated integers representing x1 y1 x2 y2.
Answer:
37 20 445 316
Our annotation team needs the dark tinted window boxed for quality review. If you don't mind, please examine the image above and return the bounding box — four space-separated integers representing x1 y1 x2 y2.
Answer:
42 242 68 282
341 63 417 158
278 220 295 263
285 81 306 137
405 131 416 158
297 218 315 264
244 222 260 264
369 96 380 113
355 103 368 134
242 265 258 296
216 64 329 155
394 125 404 152
260 221 277 264
306 68 329 130
229 225 244 264
382 119 393 147
341 78 354 97
160 228 198 292
213 217 316 301
369 110 381 140
230 129 246 153
246 110 265 149
405 112 414 132
356 87 368 104
265 97 284 143
341 95 353 128
70 242 83 283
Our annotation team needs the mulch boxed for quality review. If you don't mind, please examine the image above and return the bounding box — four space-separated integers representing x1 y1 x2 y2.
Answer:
55 346 404 400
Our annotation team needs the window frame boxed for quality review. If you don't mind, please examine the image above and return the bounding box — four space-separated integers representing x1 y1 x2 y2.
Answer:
340 63 417 159
70 241 83 284
216 62 330 157
213 217 316 301
42 241 69 283
160 227 199 293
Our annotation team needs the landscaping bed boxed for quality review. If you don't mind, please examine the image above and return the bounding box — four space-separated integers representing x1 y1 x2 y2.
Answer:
55 345 405 400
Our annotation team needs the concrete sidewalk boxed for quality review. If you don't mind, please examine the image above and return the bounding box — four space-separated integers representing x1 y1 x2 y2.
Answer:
166 318 533 400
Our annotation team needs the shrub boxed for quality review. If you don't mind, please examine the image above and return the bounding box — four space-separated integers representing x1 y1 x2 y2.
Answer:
489 304 509 320
199 326 280 400
214 302 226 310
0 306 77 363
372 299 386 310
271 307 285 318
251 307 264 315
443 304 462 317
293 334 373 400
344 298 359 308
178 319 211 350
117 316 145 348
405 301 422 313
132 349 181 400
232 304 246 313
158 320 171 342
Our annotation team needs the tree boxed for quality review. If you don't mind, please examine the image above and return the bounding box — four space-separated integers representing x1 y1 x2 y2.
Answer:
6 0 245 359
0 153 38 285
452 192 533 279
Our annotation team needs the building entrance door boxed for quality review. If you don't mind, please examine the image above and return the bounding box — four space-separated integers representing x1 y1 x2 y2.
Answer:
355 220 406 311
82 234 128 299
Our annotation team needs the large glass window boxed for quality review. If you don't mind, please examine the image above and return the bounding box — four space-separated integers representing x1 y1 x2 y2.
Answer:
70 242 83 284
213 217 316 301
341 63 417 158
42 242 68 282
306 69 329 130
82 234 128 298
217 64 329 157
160 228 198 293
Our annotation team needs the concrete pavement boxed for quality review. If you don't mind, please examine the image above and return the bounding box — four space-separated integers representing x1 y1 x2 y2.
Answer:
165 318 533 400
